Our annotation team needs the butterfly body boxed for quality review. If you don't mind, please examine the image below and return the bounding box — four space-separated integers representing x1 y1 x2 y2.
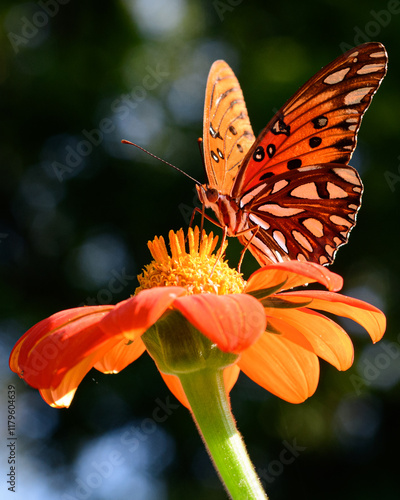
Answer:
199 42 387 266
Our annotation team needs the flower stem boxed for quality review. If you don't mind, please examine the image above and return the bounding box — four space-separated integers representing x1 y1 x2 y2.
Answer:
179 369 269 500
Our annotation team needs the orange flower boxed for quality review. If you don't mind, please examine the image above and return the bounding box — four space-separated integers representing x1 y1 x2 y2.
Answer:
9 227 385 408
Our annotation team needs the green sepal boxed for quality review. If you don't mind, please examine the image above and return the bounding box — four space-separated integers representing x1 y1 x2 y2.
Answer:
142 310 239 375
261 297 312 309
246 280 287 300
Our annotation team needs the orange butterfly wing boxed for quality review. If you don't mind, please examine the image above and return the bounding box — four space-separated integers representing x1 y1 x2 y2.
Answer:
233 42 387 194
202 60 255 194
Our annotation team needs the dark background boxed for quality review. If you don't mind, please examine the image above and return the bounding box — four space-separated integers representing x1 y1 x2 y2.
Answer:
1 1 399 499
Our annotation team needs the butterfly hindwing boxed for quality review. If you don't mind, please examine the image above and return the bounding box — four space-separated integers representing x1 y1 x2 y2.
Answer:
238 163 362 265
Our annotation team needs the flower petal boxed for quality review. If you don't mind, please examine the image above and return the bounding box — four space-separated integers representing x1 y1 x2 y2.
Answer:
268 307 354 370
94 337 146 373
9 306 114 386
99 287 187 340
160 365 241 409
35 334 128 408
246 261 343 294
173 294 266 353
39 387 77 408
239 330 320 403
278 290 386 343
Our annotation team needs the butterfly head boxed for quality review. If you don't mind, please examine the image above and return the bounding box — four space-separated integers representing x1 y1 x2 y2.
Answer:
196 184 219 206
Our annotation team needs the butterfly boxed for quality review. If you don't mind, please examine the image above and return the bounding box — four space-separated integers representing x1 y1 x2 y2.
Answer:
196 42 387 266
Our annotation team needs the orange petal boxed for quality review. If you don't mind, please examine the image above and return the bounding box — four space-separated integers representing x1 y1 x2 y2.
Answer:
37 334 128 408
246 261 343 294
9 306 113 374
10 307 114 387
99 287 187 340
159 364 241 409
94 337 146 373
39 387 77 408
239 330 320 403
173 294 266 353
268 307 354 370
278 290 386 343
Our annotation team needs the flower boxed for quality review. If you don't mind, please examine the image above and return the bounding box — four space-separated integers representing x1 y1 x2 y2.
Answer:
9 227 386 408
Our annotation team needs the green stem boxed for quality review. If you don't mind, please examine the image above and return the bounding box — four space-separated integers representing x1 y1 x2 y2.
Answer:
179 369 269 500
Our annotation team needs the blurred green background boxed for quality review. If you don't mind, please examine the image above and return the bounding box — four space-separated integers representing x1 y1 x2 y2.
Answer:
1 0 399 499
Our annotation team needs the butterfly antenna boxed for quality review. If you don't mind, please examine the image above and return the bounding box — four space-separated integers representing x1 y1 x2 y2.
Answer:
121 140 202 186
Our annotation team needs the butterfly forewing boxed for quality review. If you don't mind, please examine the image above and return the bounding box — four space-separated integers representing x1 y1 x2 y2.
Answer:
233 42 387 195
203 60 255 194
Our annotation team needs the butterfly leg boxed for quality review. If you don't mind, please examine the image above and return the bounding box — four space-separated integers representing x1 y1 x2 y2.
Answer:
189 207 224 233
210 225 229 276
236 226 260 273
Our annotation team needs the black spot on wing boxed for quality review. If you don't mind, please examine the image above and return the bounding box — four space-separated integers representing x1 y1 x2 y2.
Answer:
312 116 328 129
253 146 265 162
309 137 322 148
287 158 302 170
267 144 276 158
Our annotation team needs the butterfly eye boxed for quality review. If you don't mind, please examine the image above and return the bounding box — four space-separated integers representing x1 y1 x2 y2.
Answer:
206 188 219 203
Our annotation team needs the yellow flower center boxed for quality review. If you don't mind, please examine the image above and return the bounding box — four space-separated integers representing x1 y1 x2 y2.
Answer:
136 227 246 295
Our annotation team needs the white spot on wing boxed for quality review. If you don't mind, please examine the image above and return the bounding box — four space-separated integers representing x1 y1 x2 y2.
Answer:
327 182 348 199
271 179 289 194
258 204 305 216
290 182 320 199
324 67 351 85
249 214 270 230
333 167 361 186
298 166 320 172
370 51 386 58
330 215 352 228
357 63 385 75
344 87 373 105
319 255 329 265
240 185 265 207
272 230 288 253
302 218 324 237
292 230 313 252
333 237 343 246
325 244 335 257
274 250 285 262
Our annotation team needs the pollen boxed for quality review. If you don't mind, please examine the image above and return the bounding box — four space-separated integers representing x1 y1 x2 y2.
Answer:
136 227 246 295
